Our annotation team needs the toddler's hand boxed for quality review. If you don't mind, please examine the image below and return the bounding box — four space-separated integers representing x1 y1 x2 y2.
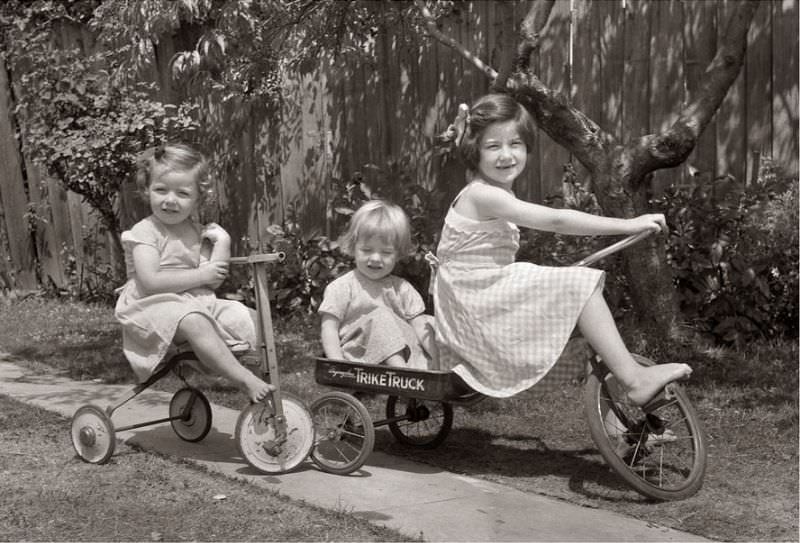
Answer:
631 213 667 234
200 260 229 285
202 223 231 245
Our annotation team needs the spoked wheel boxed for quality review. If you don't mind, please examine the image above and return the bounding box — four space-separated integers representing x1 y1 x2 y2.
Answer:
310 392 375 475
169 387 212 442
584 354 707 501
386 395 453 449
71 405 116 464
235 391 315 474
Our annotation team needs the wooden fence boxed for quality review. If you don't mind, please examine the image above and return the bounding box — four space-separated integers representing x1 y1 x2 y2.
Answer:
0 0 797 291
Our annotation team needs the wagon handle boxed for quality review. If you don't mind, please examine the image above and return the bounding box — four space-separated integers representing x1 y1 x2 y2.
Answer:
572 230 654 267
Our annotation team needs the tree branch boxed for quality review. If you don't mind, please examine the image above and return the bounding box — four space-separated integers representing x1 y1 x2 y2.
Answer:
491 2 520 92
413 0 498 80
516 0 555 72
630 0 760 176
511 72 610 171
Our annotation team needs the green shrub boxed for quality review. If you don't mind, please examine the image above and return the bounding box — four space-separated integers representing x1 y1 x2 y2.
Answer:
653 159 798 345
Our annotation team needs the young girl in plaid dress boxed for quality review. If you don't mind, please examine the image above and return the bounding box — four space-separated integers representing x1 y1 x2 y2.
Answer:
431 94 691 403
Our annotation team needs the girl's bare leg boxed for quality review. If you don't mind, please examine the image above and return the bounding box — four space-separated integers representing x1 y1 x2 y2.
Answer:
175 313 274 403
577 287 692 406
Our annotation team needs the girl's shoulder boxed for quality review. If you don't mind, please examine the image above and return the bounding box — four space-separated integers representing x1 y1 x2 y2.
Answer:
122 216 162 244
324 269 356 291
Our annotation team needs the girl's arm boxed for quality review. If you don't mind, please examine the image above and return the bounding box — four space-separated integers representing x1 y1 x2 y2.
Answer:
320 313 345 359
466 182 666 236
202 223 231 262
132 243 228 295
201 223 231 290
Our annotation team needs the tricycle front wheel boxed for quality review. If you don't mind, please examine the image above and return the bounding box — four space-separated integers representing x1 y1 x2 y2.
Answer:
584 354 707 501
386 396 453 449
235 392 315 474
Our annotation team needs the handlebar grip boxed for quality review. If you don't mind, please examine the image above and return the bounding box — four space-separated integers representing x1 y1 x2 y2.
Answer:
229 252 286 265
572 230 654 267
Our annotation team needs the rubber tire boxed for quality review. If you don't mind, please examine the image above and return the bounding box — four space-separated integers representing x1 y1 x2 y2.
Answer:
169 387 212 442
583 354 708 501
71 404 116 464
310 391 375 475
386 395 453 449
235 391 315 474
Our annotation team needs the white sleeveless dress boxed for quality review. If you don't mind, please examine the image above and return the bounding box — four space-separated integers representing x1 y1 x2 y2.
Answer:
431 191 605 398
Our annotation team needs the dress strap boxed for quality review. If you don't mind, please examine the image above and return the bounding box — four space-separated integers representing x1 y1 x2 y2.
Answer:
424 252 440 295
450 182 474 209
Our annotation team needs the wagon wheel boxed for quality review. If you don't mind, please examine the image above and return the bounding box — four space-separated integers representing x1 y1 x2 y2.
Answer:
386 395 453 449
310 391 375 475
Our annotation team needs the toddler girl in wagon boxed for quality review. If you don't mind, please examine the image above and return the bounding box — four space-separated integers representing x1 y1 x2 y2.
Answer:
431 93 691 405
319 200 437 369
115 143 273 403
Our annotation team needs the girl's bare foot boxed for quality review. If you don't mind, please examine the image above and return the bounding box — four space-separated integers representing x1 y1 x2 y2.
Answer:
625 363 692 406
244 375 275 403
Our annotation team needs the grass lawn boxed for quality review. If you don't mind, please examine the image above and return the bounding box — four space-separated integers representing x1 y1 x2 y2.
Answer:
0 395 413 542
0 295 797 542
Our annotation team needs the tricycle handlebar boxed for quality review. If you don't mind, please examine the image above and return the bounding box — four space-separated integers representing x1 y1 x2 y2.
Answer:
571 230 653 267
229 252 286 265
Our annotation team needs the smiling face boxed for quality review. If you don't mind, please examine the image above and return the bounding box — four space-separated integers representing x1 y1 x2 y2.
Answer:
353 235 398 281
475 120 528 189
147 169 200 226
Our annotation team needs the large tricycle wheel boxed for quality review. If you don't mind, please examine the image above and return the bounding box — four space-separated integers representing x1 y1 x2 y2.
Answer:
583 354 707 501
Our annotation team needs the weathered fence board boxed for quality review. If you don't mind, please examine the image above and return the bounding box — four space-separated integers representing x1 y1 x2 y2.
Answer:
0 55 37 289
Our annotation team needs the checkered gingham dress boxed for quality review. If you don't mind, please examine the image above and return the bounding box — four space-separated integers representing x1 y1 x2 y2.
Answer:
431 202 605 398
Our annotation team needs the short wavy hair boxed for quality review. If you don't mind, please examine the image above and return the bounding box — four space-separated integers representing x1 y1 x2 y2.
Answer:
338 200 413 257
458 93 536 172
135 143 212 202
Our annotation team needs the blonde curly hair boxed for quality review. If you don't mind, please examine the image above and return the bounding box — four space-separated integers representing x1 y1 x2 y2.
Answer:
135 143 212 202
338 200 413 257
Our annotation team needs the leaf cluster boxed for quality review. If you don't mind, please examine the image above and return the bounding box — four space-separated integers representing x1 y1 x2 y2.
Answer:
3 2 199 237
654 160 799 345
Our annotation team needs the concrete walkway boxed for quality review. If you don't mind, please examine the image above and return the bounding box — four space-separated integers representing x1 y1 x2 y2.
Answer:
0 357 707 542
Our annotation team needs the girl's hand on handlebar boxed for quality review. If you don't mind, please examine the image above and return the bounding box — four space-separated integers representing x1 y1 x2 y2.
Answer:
630 213 667 235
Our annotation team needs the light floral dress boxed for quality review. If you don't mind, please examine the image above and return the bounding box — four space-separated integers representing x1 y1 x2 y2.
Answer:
431 186 604 397
318 270 431 369
115 216 257 382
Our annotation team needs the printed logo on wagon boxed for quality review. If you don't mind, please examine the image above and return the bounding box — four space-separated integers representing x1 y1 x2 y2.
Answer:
330 366 426 392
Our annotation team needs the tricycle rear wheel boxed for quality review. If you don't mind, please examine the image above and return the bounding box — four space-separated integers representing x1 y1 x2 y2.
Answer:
386 396 453 449
169 387 212 442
